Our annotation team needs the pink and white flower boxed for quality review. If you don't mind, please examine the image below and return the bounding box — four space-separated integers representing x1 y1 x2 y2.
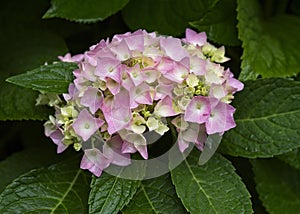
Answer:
42 28 243 177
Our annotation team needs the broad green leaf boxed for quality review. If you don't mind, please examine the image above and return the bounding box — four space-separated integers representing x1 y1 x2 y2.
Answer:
190 0 240 46
43 0 129 23
277 148 300 171
252 158 300 214
0 147 66 193
0 158 91 213
171 150 252 213
122 174 187 214
89 172 140 214
220 78 300 158
6 62 77 93
0 0 67 121
237 0 300 80
122 0 219 36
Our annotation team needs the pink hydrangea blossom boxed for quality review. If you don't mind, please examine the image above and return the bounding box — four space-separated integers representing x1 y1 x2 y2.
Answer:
42 28 243 177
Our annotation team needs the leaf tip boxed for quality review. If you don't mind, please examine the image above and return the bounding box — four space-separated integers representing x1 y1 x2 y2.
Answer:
5 76 17 85
42 7 57 19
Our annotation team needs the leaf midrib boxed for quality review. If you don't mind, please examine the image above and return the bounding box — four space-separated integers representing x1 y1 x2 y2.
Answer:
141 185 159 214
236 109 300 123
183 158 218 213
98 176 120 214
50 170 81 214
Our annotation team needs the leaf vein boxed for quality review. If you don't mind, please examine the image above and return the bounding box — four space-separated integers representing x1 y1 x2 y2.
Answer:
183 158 218 213
50 170 81 214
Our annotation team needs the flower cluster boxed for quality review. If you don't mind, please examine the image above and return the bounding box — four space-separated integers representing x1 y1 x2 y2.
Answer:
41 29 243 177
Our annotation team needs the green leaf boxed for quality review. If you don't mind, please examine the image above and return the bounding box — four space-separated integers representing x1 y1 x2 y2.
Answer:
122 173 187 214
171 150 252 213
252 158 300 214
43 0 129 23
0 158 91 213
237 0 300 80
0 0 68 121
277 148 300 171
88 172 140 214
190 0 240 46
6 62 77 93
0 148 64 193
122 0 219 36
220 78 300 158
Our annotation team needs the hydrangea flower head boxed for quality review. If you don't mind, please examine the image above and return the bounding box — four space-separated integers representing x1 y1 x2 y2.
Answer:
42 29 243 177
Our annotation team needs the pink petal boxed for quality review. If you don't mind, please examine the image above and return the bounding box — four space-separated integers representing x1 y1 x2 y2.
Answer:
49 129 68 153
106 77 120 95
72 109 104 141
58 53 84 63
190 56 207 75
121 140 137 154
181 123 200 142
63 83 77 101
80 87 103 114
154 96 180 117
225 70 244 93
206 100 236 134
124 30 145 52
73 76 89 92
142 69 161 84
204 61 225 84
163 61 189 83
184 96 211 124
210 84 227 99
80 148 111 177
156 57 174 74
130 83 153 108
124 133 148 159
103 135 131 166
95 57 121 82
110 39 131 61
102 89 132 134
121 69 135 91
183 28 207 46
154 77 175 100
143 30 159 46
160 37 189 61
81 62 97 82
127 64 145 86
195 124 207 151
177 132 190 153
88 40 115 63
177 122 201 152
